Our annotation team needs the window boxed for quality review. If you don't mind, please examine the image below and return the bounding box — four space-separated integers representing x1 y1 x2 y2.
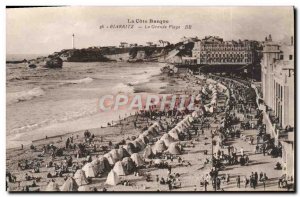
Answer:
280 55 284 60
289 55 293 60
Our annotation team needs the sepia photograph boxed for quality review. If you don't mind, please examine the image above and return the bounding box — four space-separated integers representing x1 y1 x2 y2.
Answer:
5 6 295 192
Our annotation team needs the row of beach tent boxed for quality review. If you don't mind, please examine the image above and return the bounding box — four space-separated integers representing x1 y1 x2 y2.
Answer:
46 81 221 191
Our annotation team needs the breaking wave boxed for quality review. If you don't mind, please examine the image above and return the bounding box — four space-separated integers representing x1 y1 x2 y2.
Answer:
61 77 94 85
7 87 45 105
112 83 134 94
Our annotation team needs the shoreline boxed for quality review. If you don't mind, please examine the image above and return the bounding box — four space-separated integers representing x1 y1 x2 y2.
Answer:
6 62 166 150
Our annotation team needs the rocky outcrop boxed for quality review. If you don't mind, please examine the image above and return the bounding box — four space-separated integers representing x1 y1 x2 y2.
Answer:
45 57 63 68
26 57 63 69
64 49 110 62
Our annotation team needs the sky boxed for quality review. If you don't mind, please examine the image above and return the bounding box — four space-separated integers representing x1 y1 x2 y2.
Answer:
6 6 294 55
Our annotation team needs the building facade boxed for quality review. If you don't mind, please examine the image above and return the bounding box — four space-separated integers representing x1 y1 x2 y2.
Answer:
192 36 258 65
261 35 294 178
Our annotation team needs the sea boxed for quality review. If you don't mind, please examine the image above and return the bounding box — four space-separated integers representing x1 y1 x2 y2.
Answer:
6 54 165 149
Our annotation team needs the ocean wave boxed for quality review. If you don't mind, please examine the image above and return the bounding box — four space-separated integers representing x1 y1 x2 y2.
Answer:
112 83 134 94
62 77 94 85
128 68 161 85
7 87 45 105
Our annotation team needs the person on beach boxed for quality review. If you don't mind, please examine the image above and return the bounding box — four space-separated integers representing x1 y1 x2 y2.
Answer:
236 175 241 188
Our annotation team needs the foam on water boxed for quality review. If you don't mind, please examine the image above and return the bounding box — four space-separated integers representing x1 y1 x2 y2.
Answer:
61 77 94 85
112 83 134 94
6 87 45 105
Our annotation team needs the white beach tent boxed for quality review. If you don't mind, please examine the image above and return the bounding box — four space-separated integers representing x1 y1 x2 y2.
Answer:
131 153 144 167
135 138 146 149
192 111 199 118
138 134 149 144
78 185 90 192
113 161 126 176
174 125 183 133
104 153 116 165
143 145 154 159
160 133 176 147
167 142 182 155
109 149 121 162
118 146 130 159
105 170 120 186
152 140 167 154
91 159 100 168
188 115 194 122
82 162 97 178
60 177 78 191
168 129 180 141
74 169 88 186
154 159 163 165
45 181 60 191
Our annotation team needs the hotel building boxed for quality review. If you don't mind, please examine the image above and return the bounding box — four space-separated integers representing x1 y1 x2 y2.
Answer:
260 35 294 178
192 36 259 65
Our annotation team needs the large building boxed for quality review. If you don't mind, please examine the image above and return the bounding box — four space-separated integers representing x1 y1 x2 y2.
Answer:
192 36 260 65
260 35 294 178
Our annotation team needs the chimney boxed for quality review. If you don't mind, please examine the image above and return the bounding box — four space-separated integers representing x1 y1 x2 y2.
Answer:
268 34 272 41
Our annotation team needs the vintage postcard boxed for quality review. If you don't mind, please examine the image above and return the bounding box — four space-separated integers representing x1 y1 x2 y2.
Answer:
6 6 295 192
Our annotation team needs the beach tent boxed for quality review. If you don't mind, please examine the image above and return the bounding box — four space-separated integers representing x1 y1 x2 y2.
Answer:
125 142 136 155
152 140 167 154
143 130 154 140
105 170 120 186
113 161 126 176
45 181 60 191
131 153 144 167
135 138 146 149
153 121 163 131
78 185 90 192
138 135 149 144
182 119 191 127
74 169 88 186
167 142 182 155
91 159 101 174
161 133 176 147
132 141 142 152
82 163 97 178
143 145 154 159
97 156 111 174
168 129 180 141
192 111 199 118
188 115 194 123
148 125 159 137
110 149 121 162
103 153 116 165
154 159 163 165
178 121 188 129
91 159 100 166
118 147 130 159
204 105 209 112
174 126 183 133
60 177 78 191
122 157 136 175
